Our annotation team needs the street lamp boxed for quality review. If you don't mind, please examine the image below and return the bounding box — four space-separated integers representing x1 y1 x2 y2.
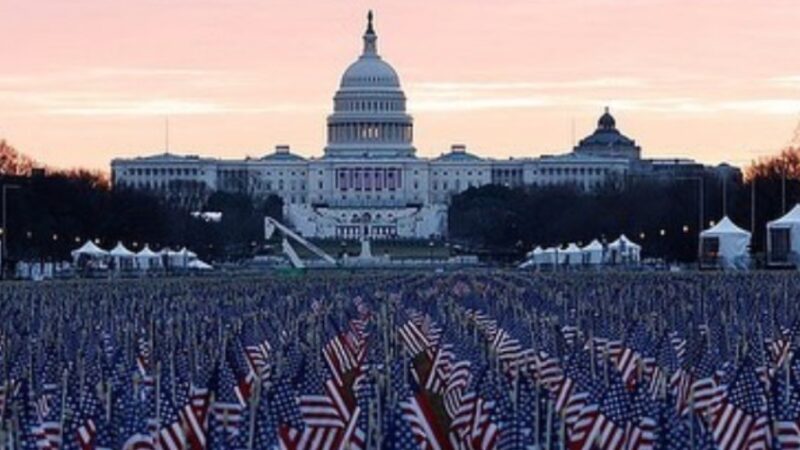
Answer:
677 176 704 263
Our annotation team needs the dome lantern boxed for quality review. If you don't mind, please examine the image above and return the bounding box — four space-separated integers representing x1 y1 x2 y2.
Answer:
598 106 616 131
363 10 377 56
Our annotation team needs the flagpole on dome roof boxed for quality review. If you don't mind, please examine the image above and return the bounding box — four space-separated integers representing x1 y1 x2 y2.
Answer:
164 116 170 155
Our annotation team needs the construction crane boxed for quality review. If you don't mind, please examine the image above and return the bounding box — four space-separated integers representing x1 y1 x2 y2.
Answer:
264 217 337 269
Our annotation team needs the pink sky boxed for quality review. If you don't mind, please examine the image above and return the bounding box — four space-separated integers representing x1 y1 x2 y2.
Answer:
1 0 800 170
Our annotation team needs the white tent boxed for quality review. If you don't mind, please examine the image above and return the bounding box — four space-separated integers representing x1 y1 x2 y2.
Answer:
173 247 195 268
556 246 568 264
539 247 559 265
519 246 544 268
159 247 186 269
608 235 641 264
187 259 213 270
767 204 800 266
581 239 605 265
563 243 583 265
180 247 198 259
529 246 544 265
109 242 136 270
71 240 108 259
700 216 751 270
136 245 162 270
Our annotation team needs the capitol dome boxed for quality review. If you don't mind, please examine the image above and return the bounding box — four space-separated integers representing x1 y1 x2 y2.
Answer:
324 11 416 159
340 59 400 89
339 11 400 89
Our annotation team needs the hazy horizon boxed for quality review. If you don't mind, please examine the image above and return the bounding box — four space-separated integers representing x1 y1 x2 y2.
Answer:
2 0 800 171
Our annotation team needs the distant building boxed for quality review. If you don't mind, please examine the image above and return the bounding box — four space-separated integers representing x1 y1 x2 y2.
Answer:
111 11 737 239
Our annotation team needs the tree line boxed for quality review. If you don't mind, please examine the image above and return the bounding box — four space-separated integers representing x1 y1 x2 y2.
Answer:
0 140 282 264
450 148 800 263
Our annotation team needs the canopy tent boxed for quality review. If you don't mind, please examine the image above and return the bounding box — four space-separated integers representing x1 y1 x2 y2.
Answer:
700 216 751 270
556 246 568 265
581 239 605 265
187 259 213 270
563 243 583 265
538 247 559 265
519 246 541 268
767 204 800 267
608 234 641 264
159 247 184 269
109 242 136 270
70 240 109 270
135 245 162 270
180 247 198 259
71 240 108 260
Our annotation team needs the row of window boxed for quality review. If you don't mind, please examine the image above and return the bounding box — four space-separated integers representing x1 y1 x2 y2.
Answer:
125 167 201 177
328 123 412 143
492 169 523 176
431 180 482 191
535 167 617 176
431 169 485 177
334 99 404 112
221 169 307 178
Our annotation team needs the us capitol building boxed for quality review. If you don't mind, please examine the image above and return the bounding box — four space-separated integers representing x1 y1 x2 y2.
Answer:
111 12 736 240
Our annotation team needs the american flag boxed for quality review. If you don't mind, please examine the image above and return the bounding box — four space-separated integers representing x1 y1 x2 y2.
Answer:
689 345 724 417
74 389 103 450
209 361 245 439
709 357 770 450
242 325 272 387
582 369 638 450
772 368 800 449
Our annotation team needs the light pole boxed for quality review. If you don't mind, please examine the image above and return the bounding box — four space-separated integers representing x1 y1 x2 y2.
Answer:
1 184 21 279
677 176 703 263
782 163 787 214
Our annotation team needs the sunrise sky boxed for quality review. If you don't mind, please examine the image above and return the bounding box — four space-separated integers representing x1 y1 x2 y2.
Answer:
2 0 800 171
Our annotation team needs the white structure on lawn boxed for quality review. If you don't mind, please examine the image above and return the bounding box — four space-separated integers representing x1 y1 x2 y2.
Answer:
767 204 800 267
700 216 751 270
111 11 736 240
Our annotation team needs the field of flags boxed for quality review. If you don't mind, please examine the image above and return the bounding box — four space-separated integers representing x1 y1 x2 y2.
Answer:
1 272 800 449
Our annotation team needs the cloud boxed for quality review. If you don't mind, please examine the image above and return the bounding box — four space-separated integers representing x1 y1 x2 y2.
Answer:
718 99 800 115
0 67 323 116
767 76 800 89
411 78 647 93
44 99 323 116
410 97 552 112
408 77 800 116
0 67 259 90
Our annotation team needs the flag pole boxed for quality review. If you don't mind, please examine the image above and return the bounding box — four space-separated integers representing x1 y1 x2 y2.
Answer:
59 368 68 445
